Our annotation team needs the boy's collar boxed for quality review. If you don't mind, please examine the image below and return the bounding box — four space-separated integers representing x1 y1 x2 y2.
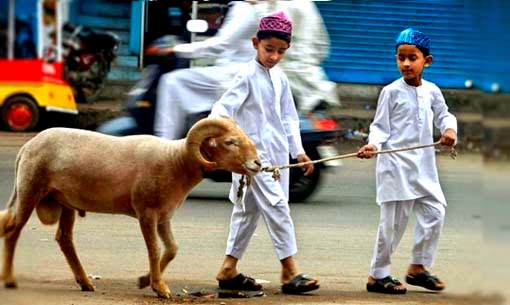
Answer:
254 58 271 71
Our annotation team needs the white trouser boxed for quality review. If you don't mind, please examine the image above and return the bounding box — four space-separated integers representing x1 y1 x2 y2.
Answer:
369 197 446 279
154 65 241 140
225 181 297 261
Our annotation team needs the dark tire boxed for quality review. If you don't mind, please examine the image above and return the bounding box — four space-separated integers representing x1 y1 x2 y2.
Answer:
1 96 40 131
76 79 105 103
289 163 321 203
67 60 109 103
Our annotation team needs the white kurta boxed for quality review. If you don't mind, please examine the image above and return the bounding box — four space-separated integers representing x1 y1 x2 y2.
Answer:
210 59 304 260
368 78 457 205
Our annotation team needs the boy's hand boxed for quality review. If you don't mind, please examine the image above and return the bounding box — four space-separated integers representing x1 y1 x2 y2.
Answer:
440 128 456 147
357 144 377 159
297 154 314 176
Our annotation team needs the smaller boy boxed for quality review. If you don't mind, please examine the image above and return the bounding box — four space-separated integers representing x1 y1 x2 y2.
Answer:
358 28 457 294
210 11 319 295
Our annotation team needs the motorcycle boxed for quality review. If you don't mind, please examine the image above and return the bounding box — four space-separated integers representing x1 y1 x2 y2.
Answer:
55 23 120 103
97 36 342 203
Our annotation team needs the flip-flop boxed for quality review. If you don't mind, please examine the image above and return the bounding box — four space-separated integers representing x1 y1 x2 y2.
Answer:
218 273 262 291
366 276 407 294
281 273 319 295
406 271 445 291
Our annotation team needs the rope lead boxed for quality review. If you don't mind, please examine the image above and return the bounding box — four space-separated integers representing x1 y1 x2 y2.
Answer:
261 141 456 181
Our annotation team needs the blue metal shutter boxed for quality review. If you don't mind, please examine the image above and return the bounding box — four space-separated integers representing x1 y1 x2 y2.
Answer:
316 1 509 93
473 0 510 93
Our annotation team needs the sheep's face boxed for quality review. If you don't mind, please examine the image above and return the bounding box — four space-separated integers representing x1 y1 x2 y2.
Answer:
201 133 260 176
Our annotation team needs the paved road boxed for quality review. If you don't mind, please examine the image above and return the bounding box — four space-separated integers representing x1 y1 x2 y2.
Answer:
0 132 507 305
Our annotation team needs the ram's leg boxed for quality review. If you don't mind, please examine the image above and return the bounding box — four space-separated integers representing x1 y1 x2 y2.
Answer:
2 227 23 288
56 206 94 291
139 213 171 298
2 228 22 288
138 220 177 289
2 198 35 288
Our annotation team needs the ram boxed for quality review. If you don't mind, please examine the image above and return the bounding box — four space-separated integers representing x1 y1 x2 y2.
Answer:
0 117 261 298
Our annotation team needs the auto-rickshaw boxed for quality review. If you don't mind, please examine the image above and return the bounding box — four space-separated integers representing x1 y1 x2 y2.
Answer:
0 0 77 131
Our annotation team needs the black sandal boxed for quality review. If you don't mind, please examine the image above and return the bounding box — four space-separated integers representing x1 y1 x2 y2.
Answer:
281 274 319 295
218 273 262 291
366 276 407 294
406 271 445 291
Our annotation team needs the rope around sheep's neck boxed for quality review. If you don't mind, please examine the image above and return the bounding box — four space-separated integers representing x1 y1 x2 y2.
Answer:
236 141 456 200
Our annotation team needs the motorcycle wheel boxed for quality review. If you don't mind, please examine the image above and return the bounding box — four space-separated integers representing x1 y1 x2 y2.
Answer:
68 60 109 103
1 95 40 131
76 80 105 103
289 163 321 203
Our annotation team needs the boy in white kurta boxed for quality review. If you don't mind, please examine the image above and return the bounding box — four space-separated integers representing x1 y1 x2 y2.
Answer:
358 28 457 294
209 11 319 295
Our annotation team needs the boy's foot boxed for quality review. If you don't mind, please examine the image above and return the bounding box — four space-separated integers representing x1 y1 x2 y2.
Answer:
405 271 445 291
281 274 319 294
218 273 262 291
366 276 407 294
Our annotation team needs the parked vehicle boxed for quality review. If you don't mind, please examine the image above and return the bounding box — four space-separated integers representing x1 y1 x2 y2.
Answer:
0 0 78 132
97 36 341 203
46 22 120 103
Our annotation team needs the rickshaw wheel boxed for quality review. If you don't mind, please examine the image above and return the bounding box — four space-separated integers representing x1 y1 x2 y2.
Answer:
1 96 40 131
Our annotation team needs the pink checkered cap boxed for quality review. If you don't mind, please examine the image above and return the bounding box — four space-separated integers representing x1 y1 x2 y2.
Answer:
258 11 292 35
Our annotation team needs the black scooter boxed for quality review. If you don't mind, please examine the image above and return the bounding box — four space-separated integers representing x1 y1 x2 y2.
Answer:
97 37 341 202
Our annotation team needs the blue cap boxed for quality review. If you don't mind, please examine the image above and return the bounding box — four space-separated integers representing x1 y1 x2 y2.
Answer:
396 28 431 51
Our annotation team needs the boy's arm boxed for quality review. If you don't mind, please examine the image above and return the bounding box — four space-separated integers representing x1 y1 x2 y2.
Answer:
280 79 314 175
280 78 305 158
358 88 392 159
431 87 457 146
367 88 392 151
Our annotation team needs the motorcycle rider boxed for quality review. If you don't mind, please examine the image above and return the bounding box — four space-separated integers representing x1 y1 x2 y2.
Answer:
154 0 259 139
276 0 340 113
154 0 340 140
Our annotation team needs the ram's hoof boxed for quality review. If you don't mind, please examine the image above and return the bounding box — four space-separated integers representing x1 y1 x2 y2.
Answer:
157 291 171 299
138 275 150 289
5 281 17 289
78 278 95 291
80 283 95 291
153 281 171 299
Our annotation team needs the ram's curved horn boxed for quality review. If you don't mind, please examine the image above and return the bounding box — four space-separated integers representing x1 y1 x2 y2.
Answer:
186 117 235 170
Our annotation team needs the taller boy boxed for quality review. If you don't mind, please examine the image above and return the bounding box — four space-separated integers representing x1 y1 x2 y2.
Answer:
210 11 319 295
